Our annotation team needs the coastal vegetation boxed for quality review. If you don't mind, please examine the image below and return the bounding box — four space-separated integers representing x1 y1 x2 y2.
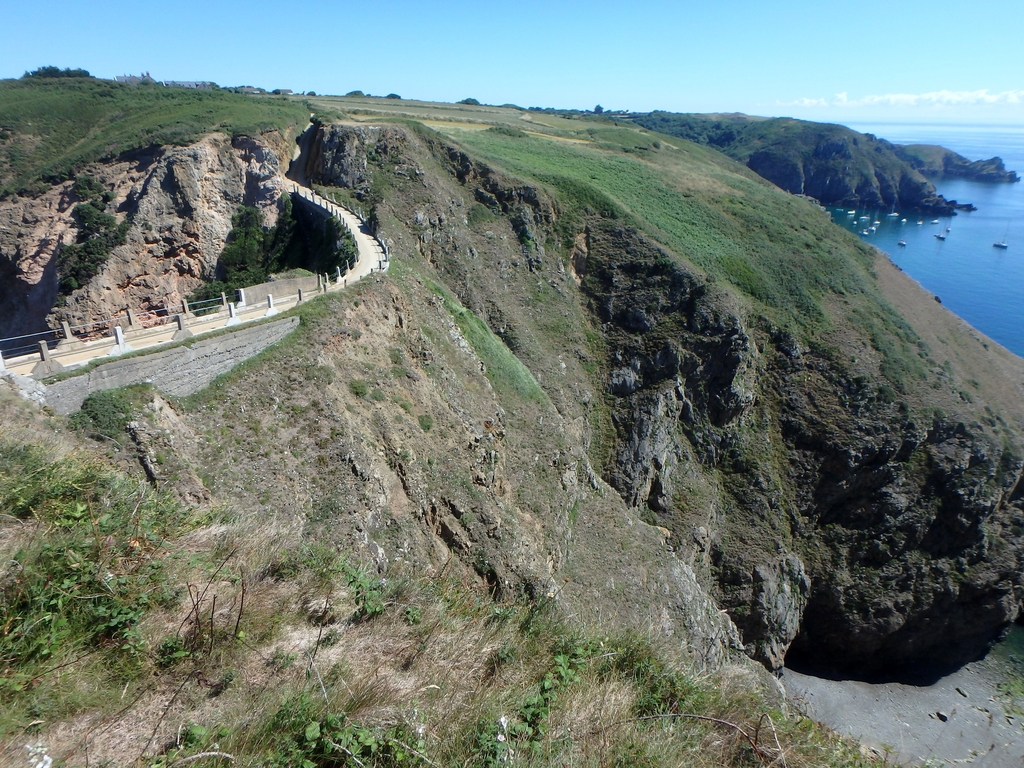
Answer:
4 80 1024 765
0 77 309 196
626 112 965 213
56 174 130 294
448 120 927 391
0 321 872 768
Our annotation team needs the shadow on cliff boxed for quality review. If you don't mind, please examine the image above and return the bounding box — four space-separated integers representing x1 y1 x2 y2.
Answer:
0 251 58 349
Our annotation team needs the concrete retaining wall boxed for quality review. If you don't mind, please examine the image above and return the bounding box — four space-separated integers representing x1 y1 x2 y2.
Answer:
44 317 299 415
238 276 319 307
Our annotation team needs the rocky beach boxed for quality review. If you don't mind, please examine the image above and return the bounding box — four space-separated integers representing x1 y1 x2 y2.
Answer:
784 652 1024 766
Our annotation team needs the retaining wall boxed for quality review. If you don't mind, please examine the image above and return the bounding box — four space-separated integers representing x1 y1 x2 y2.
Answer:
238 276 319 307
44 317 299 415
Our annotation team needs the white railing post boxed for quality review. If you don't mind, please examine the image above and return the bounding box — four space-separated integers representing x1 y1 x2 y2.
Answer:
172 313 193 341
31 340 64 378
108 325 133 357
225 302 240 326
0 350 5 372
237 288 246 307
265 294 278 317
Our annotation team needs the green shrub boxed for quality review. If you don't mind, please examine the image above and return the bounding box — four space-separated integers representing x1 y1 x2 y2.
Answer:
69 384 155 439
0 78 307 197
348 380 369 398
344 563 385 620
56 181 131 294
0 441 187 702
24 66 91 79
418 414 433 432
467 202 498 227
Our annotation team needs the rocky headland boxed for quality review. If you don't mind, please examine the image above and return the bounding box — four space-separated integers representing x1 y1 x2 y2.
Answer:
893 143 1021 183
627 112 1014 214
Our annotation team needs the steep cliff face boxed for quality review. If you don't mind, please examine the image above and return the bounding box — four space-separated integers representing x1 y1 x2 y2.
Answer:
198 121 745 667
579 220 1024 676
297 121 1024 680
8 114 1024 686
0 184 73 338
0 133 286 338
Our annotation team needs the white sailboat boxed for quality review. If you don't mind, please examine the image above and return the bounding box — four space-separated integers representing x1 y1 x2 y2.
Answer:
995 221 1010 249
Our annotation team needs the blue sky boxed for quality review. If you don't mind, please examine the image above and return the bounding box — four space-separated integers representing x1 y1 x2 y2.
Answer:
2 0 1022 124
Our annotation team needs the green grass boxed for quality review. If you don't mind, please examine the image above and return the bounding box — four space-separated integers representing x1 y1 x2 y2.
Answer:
449 125 929 387
425 278 547 404
0 77 309 195
0 438 192 731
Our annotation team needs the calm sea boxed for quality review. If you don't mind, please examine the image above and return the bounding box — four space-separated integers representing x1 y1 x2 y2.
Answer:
837 122 1024 357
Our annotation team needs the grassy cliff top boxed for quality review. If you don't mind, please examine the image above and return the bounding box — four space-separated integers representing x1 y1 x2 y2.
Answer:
0 76 310 196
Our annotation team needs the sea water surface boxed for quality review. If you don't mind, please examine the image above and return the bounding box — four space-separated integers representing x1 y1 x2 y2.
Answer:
837 122 1024 357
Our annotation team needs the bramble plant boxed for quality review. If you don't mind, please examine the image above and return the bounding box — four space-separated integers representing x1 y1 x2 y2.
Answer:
343 563 385 620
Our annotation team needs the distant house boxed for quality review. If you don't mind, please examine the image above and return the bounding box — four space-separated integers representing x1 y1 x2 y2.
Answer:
237 86 265 94
115 72 155 85
164 81 214 90
271 89 293 95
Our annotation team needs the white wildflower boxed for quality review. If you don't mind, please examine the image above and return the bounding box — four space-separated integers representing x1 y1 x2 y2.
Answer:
25 743 52 768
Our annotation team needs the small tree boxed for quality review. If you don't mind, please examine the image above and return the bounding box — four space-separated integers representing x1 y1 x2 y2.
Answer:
24 66 91 79
458 98 480 105
594 104 604 114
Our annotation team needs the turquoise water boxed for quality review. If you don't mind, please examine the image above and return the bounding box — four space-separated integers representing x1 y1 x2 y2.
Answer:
837 123 1024 357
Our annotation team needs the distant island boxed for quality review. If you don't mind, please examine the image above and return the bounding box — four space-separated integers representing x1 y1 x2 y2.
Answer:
627 112 1018 213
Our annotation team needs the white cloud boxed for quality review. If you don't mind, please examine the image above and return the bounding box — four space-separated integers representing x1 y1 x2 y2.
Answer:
779 89 1024 109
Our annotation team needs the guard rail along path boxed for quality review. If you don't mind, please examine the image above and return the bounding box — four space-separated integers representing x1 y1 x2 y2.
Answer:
0 180 391 381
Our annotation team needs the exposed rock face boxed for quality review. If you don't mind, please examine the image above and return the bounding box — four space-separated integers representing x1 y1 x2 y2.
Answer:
574 218 1024 678
0 184 74 339
293 123 743 668
301 122 416 198
782 387 1024 677
9 115 1023 685
0 133 285 339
